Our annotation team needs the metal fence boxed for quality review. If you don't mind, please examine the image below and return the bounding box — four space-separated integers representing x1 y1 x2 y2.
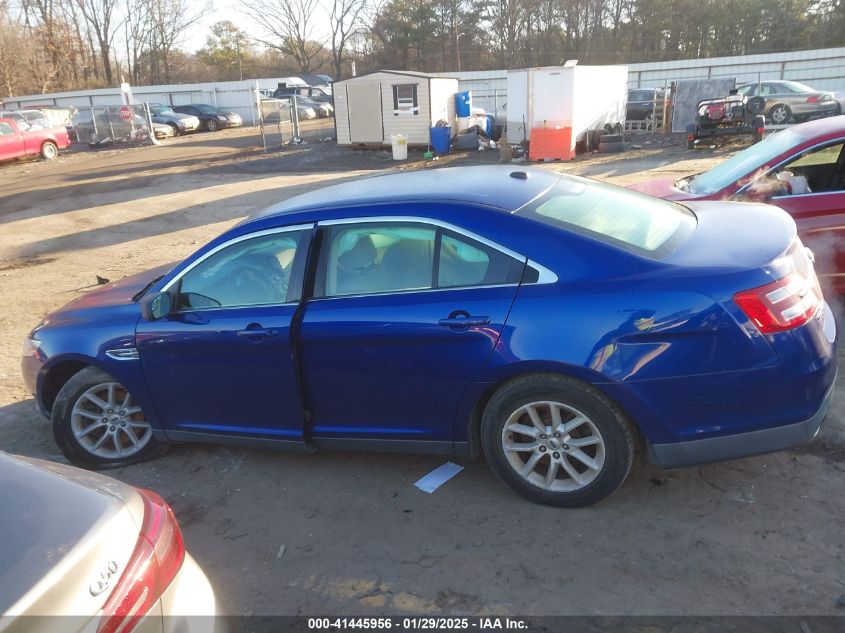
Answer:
70 103 162 146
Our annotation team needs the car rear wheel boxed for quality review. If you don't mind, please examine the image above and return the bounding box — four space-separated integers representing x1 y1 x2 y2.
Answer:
770 104 792 125
481 374 635 507
52 367 164 469
206 118 219 132
40 141 58 160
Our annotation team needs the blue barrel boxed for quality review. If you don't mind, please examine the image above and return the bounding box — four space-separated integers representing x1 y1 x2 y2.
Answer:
455 92 472 117
430 126 451 154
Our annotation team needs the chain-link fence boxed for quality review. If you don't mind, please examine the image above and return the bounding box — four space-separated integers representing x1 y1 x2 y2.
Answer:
257 97 300 151
70 103 164 146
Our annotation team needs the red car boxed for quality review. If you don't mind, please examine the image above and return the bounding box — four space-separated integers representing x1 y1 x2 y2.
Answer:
630 115 845 293
0 116 70 163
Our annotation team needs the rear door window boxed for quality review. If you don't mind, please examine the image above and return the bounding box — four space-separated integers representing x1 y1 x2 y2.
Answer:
316 222 525 298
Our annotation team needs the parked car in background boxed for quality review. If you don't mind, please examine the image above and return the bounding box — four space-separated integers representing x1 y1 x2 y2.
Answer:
737 80 839 124
16 109 51 130
271 85 334 106
626 88 664 121
138 103 201 135
0 116 69 162
298 96 333 118
630 116 845 293
171 104 242 131
0 111 31 130
22 166 836 507
0 451 217 630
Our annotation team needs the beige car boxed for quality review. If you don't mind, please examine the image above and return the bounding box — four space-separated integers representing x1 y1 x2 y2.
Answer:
737 80 840 125
0 451 219 633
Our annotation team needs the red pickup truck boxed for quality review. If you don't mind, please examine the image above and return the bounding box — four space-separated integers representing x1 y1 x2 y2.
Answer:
0 117 70 163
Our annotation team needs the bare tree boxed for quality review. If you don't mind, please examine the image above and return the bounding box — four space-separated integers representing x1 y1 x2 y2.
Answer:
328 0 367 79
75 0 120 83
238 0 324 74
145 0 203 82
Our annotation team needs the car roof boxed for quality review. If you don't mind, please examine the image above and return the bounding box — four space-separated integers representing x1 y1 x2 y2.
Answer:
252 166 562 219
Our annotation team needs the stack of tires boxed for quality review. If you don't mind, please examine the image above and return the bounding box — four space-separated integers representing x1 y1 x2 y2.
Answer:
588 124 626 153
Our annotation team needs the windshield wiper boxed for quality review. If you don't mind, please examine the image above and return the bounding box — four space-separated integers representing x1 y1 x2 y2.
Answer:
132 274 165 302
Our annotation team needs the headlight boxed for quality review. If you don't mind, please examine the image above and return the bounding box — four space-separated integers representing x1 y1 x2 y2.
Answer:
22 337 42 357
217 115 228 121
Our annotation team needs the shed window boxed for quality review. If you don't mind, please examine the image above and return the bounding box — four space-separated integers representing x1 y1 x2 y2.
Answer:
393 84 418 116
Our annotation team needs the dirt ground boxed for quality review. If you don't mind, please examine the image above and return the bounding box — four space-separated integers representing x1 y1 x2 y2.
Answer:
1 126 843 618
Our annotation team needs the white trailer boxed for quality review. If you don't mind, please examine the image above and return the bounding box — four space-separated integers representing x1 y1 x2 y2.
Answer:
506 65 628 147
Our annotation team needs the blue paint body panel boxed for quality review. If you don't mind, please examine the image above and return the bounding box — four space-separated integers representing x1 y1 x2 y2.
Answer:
21 166 838 466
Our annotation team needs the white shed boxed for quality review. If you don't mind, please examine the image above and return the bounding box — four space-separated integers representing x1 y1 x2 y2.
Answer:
506 65 628 146
333 71 459 146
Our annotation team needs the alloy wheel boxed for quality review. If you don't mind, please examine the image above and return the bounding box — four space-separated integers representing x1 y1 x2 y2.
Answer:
501 400 606 492
70 382 152 459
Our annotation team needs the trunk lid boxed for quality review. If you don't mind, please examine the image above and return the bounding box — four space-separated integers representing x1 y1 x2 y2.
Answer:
664 200 797 275
0 453 143 625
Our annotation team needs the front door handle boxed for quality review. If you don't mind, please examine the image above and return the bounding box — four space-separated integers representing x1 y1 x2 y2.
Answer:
437 315 491 328
236 324 278 339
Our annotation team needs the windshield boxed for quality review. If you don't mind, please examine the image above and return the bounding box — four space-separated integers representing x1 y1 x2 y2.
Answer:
152 105 175 115
686 129 803 195
518 176 696 258
195 105 218 114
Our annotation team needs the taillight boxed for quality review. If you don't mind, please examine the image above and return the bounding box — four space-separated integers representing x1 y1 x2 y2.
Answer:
734 270 822 334
97 489 185 633
806 95 819 103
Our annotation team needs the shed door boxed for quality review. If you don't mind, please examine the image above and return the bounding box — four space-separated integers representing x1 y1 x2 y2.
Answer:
347 83 383 143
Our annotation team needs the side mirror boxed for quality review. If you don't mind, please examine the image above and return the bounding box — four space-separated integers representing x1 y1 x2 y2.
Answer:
141 291 172 321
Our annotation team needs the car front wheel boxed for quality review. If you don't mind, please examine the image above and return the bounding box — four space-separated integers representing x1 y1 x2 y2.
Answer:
206 118 219 132
52 367 164 469
481 374 635 507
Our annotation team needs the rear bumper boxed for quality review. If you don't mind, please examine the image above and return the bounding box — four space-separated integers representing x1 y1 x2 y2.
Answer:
649 374 834 469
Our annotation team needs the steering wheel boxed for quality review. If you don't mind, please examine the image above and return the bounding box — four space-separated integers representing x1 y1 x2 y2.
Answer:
227 266 282 303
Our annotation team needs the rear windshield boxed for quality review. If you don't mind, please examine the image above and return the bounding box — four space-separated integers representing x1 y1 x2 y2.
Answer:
518 176 696 259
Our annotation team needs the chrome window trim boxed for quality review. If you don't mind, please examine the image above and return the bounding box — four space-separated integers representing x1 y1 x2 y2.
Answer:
161 224 314 293
316 216 558 286
733 136 845 197
308 283 522 303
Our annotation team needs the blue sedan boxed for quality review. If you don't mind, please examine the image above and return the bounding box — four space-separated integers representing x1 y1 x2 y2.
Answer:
21 166 837 506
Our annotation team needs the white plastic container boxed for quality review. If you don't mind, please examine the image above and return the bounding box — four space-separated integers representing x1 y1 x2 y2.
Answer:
390 134 408 160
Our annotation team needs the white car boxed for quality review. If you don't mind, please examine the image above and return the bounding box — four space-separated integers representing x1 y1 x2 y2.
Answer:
0 451 220 633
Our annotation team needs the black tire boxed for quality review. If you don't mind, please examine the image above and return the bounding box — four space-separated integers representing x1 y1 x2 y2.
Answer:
481 374 635 507
168 122 181 136
40 141 58 160
612 123 623 135
52 367 166 469
769 103 792 125
589 129 604 151
206 118 219 132
598 141 626 153
599 133 624 143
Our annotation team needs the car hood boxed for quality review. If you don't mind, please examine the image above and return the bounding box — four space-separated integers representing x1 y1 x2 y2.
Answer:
220 110 241 119
51 262 174 315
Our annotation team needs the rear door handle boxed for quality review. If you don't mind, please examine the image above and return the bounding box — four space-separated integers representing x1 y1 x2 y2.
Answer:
437 316 491 328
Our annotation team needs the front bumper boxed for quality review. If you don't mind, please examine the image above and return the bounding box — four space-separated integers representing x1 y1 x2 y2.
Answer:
649 375 835 469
